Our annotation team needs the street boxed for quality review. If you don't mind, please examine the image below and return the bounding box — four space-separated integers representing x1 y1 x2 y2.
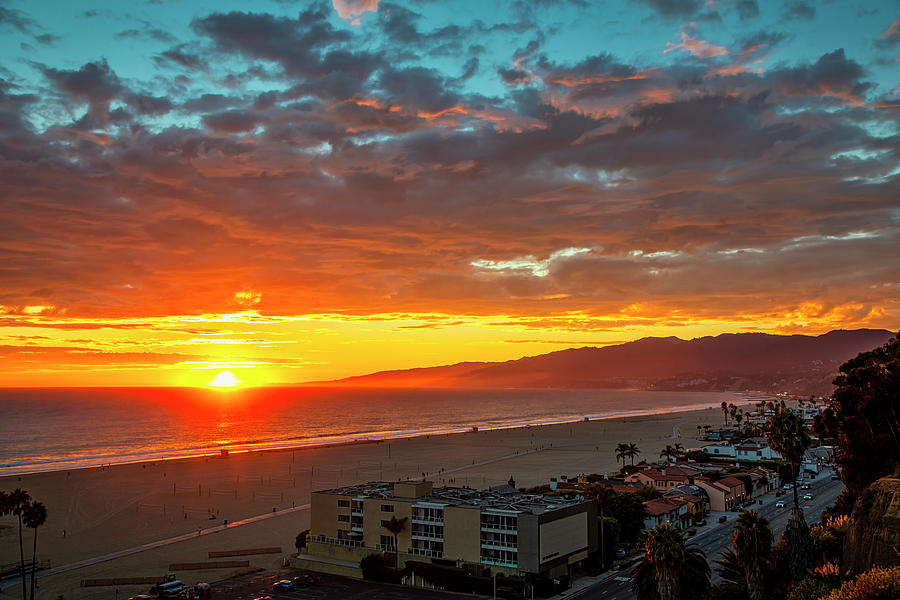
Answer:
565 473 845 600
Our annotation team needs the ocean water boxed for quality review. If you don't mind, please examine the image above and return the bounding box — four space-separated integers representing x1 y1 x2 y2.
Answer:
0 387 738 476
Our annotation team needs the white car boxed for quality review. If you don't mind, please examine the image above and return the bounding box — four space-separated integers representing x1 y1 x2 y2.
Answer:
783 483 794 490
775 500 785 508
803 494 813 501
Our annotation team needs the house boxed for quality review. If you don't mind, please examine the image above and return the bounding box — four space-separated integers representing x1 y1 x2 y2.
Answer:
694 476 747 512
702 442 736 457
746 467 779 494
299 480 597 580
734 437 782 460
625 467 691 491
643 497 691 530
664 485 710 523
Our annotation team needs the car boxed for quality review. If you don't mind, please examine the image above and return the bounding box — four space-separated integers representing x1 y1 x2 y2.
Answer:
695 519 706 526
801 483 811 490
803 494 813 501
293 574 321 586
783 483 794 490
687 529 697 536
831 474 840 480
718 515 727 523
128 596 154 600
616 548 626 559
775 500 785 508
272 580 294 592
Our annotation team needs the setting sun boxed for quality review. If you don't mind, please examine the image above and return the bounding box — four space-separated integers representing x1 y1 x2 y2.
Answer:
208 371 240 388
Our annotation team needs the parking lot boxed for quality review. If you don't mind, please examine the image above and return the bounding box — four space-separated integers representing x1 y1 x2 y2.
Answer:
210 569 473 600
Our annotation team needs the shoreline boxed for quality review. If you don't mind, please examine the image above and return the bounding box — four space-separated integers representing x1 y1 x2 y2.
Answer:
0 395 750 477
0 402 737 598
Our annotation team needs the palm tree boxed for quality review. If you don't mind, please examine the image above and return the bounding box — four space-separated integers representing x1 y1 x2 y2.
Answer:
659 445 678 463
722 401 729 426
23 501 47 600
9 488 31 598
633 523 710 600
714 547 745 586
766 406 812 580
732 510 771 600
626 443 641 466
383 516 408 557
673 442 684 456
615 443 629 469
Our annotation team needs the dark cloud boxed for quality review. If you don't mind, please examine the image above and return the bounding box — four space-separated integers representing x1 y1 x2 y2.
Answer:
774 49 871 103
0 6 38 34
636 0 703 19
874 17 900 48
783 0 815 21
202 109 265 133
736 0 759 20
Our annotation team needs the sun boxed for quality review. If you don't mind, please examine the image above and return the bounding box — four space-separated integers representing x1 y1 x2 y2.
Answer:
208 371 241 388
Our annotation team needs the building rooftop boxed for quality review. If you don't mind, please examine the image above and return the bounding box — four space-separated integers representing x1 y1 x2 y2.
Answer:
315 481 587 515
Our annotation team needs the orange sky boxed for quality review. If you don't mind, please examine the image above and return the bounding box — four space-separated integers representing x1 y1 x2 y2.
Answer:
1 2 899 387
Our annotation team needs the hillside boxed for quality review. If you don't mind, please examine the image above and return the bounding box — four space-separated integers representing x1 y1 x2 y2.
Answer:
314 329 895 395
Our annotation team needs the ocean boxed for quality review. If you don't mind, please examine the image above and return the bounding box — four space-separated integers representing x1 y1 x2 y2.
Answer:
0 387 740 476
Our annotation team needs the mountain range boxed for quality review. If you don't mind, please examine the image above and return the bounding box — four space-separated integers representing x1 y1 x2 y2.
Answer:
314 329 895 396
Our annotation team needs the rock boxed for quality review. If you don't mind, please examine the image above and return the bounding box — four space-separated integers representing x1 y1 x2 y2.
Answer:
843 478 900 573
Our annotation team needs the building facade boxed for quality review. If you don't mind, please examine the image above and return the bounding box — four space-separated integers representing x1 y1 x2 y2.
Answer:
303 481 597 580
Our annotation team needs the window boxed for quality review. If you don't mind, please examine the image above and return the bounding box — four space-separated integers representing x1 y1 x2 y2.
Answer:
338 515 350 522
380 504 394 513
380 535 395 549
381 519 391 527
337 499 350 507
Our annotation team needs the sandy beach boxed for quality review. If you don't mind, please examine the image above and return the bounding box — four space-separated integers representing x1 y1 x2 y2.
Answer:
0 403 731 599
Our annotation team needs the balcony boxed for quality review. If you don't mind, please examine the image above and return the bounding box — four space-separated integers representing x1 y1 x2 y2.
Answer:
480 539 518 550
411 515 444 524
408 547 443 558
480 524 518 534
481 556 518 568
411 530 444 541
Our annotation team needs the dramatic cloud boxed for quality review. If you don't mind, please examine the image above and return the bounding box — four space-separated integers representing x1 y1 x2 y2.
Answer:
0 0 898 385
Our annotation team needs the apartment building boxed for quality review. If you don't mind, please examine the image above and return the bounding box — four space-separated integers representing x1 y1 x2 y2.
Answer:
302 480 597 580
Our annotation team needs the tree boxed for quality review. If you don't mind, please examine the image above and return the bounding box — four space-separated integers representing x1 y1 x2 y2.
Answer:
722 401 730 426
607 491 649 543
659 445 678 463
732 510 772 600
714 547 745 587
673 442 684 456
814 333 900 507
632 523 710 600
767 407 811 512
626 443 641 466
766 406 812 581
23 501 47 600
295 529 309 551
615 442 629 469
9 488 31 598
383 516 408 555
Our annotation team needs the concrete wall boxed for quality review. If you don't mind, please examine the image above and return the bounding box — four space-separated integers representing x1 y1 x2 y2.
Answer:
443 504 481 563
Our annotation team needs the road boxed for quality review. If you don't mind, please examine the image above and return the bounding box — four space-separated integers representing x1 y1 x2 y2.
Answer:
564 474 845 600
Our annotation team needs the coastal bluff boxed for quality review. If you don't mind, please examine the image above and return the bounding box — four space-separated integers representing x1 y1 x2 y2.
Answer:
843 478 900 573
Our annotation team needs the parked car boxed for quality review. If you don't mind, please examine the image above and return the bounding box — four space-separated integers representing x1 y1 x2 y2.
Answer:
272 580 294 592
687 529 697 536
695 519 706 526
718 515 727 523
775 500 785 508
293 574 321 586
803 494 813 501
783 483 794 490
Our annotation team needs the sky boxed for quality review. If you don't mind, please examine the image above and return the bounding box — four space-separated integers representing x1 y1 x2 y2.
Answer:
0 0 898 387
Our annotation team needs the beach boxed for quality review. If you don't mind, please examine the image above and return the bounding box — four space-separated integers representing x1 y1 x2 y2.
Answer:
0 404 730 599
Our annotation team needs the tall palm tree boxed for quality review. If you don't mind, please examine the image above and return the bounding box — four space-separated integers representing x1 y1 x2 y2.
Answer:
673 442 684 456
766 406 812 580
732 510 771 600
633 523 710 600
383 516 408 556
9 488 31 598
23 501 47 600
626 443 641 466
615 443 629 469
722 401 730 426
714 547 745 586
